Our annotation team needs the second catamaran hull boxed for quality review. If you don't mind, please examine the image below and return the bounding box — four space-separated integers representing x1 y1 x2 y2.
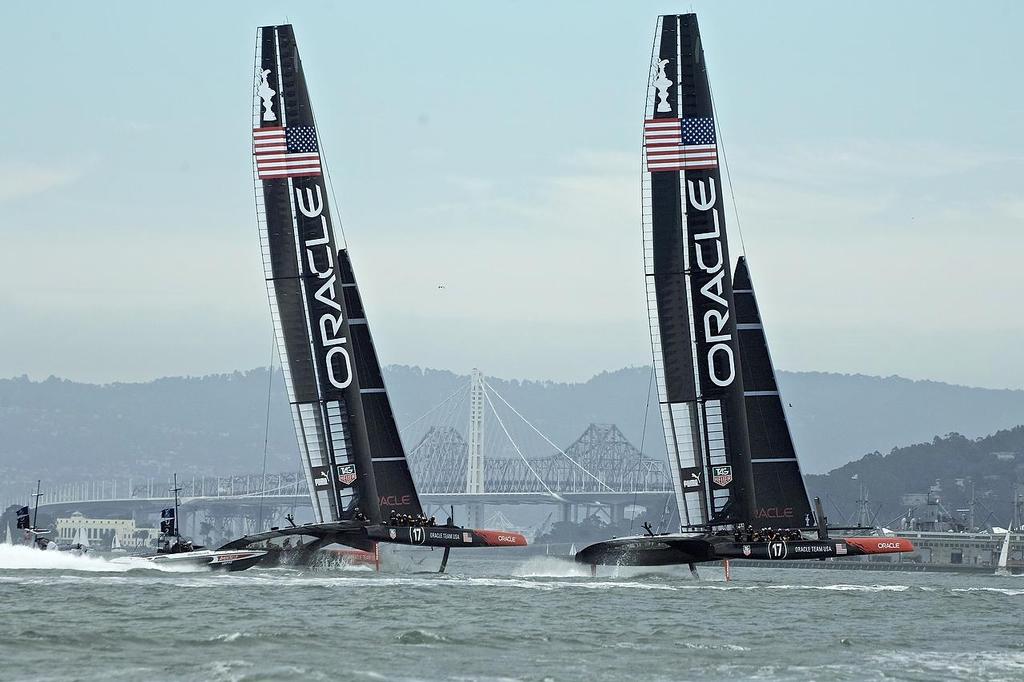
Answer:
132 550 268 572
220 522 527 553
575 534 914 567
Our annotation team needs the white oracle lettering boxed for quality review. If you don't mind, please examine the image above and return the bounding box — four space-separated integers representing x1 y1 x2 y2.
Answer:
692 209 722 242
694 236 723 273
686 178 717 212
699 269 728 307
314 276 342 313
318 313 346 348
703 309 731 343
324 346 353 389
305 217 333 277
305 216 330 248
295 186 324 218
708 343 736 387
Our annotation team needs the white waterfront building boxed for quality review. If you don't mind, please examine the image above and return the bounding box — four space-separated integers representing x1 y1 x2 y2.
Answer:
55 512 155 549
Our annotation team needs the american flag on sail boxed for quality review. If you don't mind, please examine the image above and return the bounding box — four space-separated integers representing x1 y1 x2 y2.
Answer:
644 117 718 171
253 125 322 179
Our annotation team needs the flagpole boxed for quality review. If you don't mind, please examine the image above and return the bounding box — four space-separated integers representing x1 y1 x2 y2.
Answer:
171 474 182 542
31 480 42 530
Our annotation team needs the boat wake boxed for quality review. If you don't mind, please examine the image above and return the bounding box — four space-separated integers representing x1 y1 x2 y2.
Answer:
0 544 201 573
513 556 591 578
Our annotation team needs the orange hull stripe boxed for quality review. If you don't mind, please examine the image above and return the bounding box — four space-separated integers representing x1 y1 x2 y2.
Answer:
845 537 915 554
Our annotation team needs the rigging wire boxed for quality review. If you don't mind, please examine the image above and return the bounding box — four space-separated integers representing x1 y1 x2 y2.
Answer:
482 389 564 501
304 61 349 250
484 380 615 493
629 365 657 533
708 80 746 258
256 334 276 532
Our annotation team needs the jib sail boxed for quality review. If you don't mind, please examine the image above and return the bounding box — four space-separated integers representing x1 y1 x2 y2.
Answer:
642 14 755 528
733 257 812 528
252 25 422 524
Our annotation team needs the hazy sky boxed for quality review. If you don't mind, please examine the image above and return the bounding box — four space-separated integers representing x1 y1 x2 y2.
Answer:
2 2 1022 389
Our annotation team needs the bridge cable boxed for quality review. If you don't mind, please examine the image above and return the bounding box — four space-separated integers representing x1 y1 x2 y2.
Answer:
482 389 565 501
629 365 656 533
406 382 467 461
484 380 615 493
426 382 469 491
256 333 276 532
400 382 471 438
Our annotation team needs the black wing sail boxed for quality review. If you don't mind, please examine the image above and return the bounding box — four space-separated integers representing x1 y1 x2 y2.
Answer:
643 14 756 528
337 252 422 515
733 258 813 528
252 25 421 524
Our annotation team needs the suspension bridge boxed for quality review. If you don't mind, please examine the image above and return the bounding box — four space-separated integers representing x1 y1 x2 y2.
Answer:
24 370 673 540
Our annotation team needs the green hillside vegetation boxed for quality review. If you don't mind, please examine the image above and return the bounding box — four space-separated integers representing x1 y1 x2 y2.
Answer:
806 427 1024 529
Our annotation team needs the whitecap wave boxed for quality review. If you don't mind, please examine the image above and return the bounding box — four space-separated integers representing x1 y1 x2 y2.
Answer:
952 587 1024 596
0 543 201 573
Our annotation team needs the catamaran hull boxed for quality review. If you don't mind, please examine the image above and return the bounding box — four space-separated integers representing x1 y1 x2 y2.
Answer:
575 534 914 567
220 522 526 554
137 550 267 572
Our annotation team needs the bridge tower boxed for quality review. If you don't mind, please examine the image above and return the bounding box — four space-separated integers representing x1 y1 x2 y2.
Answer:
467 368 485 527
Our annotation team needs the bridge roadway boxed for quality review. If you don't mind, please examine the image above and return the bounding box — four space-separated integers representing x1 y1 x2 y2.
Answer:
36 491 673 518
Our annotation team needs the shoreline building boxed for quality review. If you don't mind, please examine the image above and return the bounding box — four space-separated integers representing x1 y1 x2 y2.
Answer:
56 512 155 549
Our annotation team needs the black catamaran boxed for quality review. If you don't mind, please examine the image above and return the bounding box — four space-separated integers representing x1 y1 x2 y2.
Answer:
221 25 526 561
575 14 913 571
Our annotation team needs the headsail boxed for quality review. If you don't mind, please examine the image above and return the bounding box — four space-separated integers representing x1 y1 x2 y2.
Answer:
734 257 812 528
996 529 1011 575
642 14 755 528
252 25 422 524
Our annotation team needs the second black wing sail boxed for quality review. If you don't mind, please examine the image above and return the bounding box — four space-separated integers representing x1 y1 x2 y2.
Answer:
252 25 422 524
733 257 813 528
643 14 756 528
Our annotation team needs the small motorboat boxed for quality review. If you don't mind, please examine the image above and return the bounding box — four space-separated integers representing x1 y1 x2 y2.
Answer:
138 545 266 572
133 475 266 571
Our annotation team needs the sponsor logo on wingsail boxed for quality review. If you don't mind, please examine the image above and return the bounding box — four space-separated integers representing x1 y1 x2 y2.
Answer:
687 178 735 388
295 185 352 390
756 506 795 519
336 464 357 486
712 465 733 487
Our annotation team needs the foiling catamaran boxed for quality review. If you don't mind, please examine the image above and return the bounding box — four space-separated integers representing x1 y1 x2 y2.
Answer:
575 14 913 575
219 25 526 566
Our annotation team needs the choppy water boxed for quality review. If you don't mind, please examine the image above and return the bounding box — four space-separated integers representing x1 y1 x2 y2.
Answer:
0 544 1022 682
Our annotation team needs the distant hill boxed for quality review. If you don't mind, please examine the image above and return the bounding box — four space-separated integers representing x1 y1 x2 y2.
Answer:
1 366 1023 505
805 426 1024 528
778 372 1024 474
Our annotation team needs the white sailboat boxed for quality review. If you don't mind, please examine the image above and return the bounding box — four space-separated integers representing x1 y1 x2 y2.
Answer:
995 525 1019 576
110 533 127 554
71 527 91 554
4 523 12 545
